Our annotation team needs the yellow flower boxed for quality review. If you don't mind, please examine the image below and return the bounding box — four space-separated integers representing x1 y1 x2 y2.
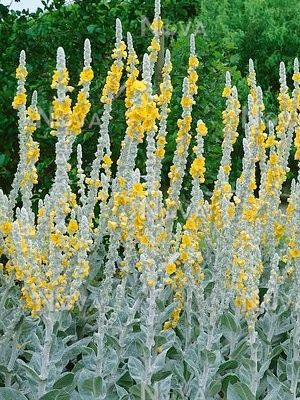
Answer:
223 183 231 193
21 240 28 255
102 154 113 167
81 260 90 277
155 148 165 158
188 70 198 83
27 106 40 121
12 93 27 109
264 135 277 148
243 207 258 222
50 232 62 246
166 263 177 275
222 87 231 97
135 261 142 272
249 180 256 191
223 164 231 174
189 55 199 68
294 127 300 160
157 136 166 146
67 219 79 234
234 296 243 308
184 216 198 230
290 248 300 258
147 278 156 286
79 67 94 85
292 72 300 82
170 307 181 326
134 214 146 230
181 96 193 108
269 153 279 165
51 68 70 89
274 223 284 239
0 221 13 235
190 157 205 181
150 38 160 52
196 121 208 136
132 183 147 198
245 297 258 311
227 204 235 218
117 177 126 189
16 66 28 80
86 178 102 188
69 193 77 207
151 18 163 31
163 321 171 331
38 207 45 219
181 234 192 247
108 221 118 230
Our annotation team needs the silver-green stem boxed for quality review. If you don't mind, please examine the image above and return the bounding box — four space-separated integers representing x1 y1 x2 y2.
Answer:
38 313 55 397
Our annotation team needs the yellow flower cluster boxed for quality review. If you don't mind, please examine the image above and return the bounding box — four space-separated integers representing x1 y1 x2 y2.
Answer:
166 39 199 214
101 30 127 104
295 126 300 159
101 64 124 104
2 200 91 315
264 153 286 196
190 157 205 182
125 33 140 109
148 16 163 64
232 231 262 315
51 70 92 136
247 59 267 162
210 75 241 230
51 68 70 89
163 269 187 330
70 92 91 135
154 50 173 163
155 55 173 107
12 53 28 109
126 81 159 141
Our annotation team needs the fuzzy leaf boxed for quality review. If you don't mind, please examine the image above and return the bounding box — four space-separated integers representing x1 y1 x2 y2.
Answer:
40 390 70 400
0 388 28 400
61 337 91 366
128 356 145 383
17 359 42 383
78 371 106 400
53 372 75 390
227 382 255 400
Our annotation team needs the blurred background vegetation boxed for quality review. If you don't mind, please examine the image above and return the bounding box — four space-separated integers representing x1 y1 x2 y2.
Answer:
0 0 300 199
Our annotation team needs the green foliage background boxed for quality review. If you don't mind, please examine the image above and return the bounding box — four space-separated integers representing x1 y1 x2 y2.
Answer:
0 0 300 196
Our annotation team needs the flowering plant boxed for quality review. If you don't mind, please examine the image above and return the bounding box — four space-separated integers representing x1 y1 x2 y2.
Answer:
0 1 300 399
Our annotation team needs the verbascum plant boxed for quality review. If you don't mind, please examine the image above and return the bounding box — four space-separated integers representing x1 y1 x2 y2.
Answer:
0 0 300 399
